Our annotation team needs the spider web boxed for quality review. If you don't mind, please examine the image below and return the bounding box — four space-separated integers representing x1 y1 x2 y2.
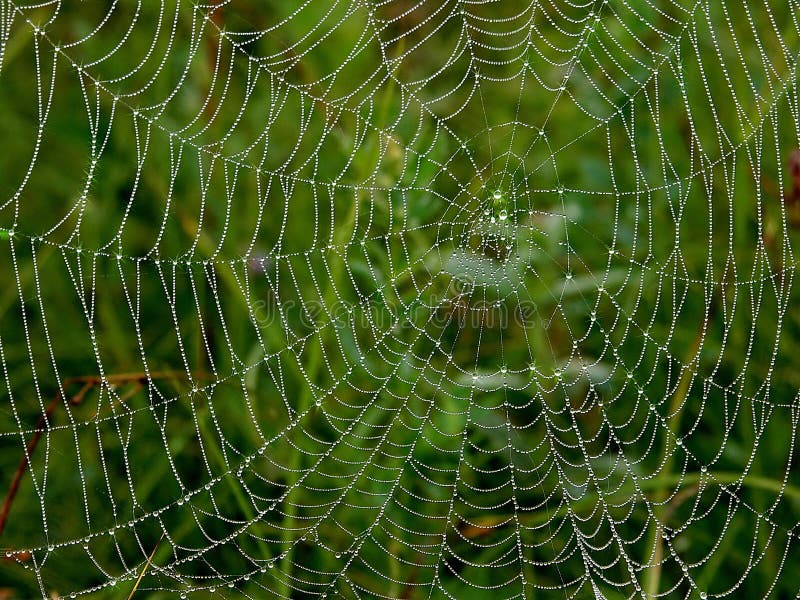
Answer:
1 0 800 598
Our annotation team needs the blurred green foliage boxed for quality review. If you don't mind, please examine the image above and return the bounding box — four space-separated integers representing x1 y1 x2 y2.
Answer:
1 1 800 598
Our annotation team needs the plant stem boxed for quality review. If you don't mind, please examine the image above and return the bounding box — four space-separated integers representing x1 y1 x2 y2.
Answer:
643 314 709 598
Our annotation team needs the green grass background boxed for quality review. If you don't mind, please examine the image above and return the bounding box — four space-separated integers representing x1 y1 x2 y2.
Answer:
1 0 800 598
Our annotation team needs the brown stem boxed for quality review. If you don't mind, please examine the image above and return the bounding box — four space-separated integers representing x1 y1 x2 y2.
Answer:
0 390 66 540
0 370 207 541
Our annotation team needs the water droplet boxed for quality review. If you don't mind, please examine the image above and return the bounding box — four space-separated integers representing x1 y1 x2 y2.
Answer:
315 399 322 407
498 210 508 221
